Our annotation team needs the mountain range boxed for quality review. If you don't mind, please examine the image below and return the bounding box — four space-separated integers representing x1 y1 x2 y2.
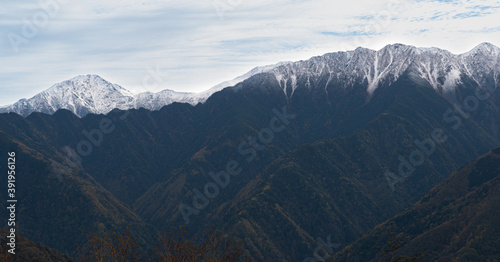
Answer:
0 62 288 117
1 43 499 261
1 43 499 118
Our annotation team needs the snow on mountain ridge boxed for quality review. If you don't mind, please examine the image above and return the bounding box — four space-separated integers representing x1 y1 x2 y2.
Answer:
268 43 500 97
192 61 293 101
0 74 208 117
1 43 499 117
0 63 282 117
0 60 291 117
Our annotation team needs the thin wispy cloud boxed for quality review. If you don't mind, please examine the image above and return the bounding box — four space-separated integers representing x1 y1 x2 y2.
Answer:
1 0 499 105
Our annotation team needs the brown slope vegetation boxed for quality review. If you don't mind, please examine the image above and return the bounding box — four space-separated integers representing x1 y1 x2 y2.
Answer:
134 72 499 261
0 228 74 262
332 147 500 261
0 131 156 257
0 69 499 260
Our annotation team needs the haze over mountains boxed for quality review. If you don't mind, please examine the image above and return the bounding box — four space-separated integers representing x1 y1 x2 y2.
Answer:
0 63 288 117
1 43 499 118
1 43 499 261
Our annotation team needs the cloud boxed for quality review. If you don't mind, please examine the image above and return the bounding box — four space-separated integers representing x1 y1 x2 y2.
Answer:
1 0 500 105
321 31 380 37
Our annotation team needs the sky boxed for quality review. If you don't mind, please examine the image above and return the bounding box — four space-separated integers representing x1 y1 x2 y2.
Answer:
1 0 500 105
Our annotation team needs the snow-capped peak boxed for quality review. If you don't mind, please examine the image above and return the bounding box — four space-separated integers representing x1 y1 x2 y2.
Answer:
0 65 280 117
266 43 500 96
0 74 138 117
1 43 499 117
466 42 500 55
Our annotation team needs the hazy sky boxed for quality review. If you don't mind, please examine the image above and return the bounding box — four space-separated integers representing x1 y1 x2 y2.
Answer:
1 0 500 105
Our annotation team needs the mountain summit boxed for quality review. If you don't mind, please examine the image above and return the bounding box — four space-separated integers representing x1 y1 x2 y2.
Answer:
1 43 500 261
1 75 136 117
1 43 499 117
0 62 285 117
267 42 500 97
0 74 211 117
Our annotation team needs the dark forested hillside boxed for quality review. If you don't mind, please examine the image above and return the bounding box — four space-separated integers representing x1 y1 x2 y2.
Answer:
0 130 156 257
0 228 74 262
332 147 500 261
0 63 499 260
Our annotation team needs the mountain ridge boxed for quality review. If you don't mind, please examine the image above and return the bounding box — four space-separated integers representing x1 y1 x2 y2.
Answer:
1 43 499 117
0 61 286 118
331 146 500 261
0 45 499 260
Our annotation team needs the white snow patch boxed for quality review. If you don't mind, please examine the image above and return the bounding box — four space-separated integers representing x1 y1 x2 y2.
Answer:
443 69 461 92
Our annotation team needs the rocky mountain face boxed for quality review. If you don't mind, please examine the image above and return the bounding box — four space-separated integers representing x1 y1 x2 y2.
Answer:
0 61 290 118
0 43 499 261
1 43 499 118
268 43 499 98
0 74 206 117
